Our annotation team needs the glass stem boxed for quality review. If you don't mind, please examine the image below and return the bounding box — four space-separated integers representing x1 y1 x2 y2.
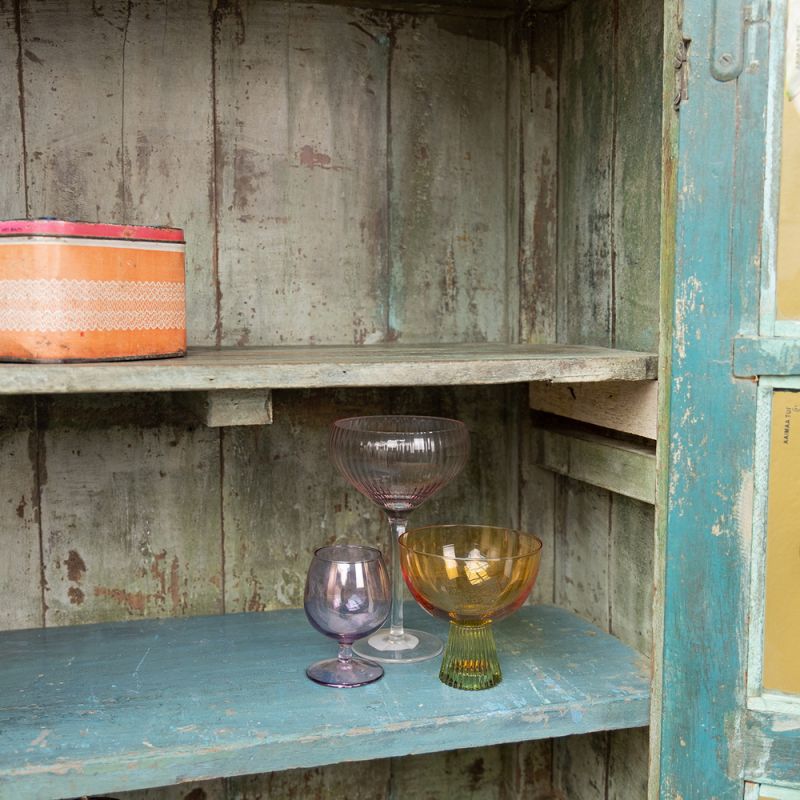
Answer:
338 642 353 664
388 513 408 638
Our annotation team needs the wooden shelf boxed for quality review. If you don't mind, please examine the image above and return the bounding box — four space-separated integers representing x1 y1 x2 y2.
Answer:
0 343 657 395
0 605 649 798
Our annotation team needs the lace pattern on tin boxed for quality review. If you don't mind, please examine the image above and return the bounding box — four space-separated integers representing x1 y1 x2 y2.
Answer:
0 279 186 331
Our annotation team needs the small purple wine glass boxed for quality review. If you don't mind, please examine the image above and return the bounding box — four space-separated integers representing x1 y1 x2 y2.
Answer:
304 544 391 688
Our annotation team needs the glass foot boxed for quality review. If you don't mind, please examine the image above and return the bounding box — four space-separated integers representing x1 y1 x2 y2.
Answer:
353 627 443 663
306 656 384 688
439 622 501 690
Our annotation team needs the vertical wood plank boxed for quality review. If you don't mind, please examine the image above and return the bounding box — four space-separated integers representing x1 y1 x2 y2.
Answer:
389 14 509 342
0 0 25 219
223 385 517 613
17 2 225 632
501 739 554 799
0 3 38 633
519 12 559 344
557 0 614 346
390 746 505 799
21 0 217 344
39 396 223 625
607 727 649 800
610 495 654 656
553 732 608 800
228 761 391 800
655 0 765 790
222 389 387 614
122 0 217 346
0 398 41 630
22 0 128 220
612 0 663 352
522 426 556 605
505 18 521 345
116 779 227 800
554 477 611 630
214 2 389 347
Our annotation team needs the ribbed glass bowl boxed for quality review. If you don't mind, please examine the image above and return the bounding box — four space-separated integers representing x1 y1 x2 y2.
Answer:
329 416 470 664
399 524 542 690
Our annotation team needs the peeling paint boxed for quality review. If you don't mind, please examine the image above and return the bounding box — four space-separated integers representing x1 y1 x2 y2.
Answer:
297 144 345 172
64 550 86 583
674 275 703 360
28 729 50 748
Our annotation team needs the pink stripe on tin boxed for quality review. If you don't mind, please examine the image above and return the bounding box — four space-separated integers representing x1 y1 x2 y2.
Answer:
0 219 184 243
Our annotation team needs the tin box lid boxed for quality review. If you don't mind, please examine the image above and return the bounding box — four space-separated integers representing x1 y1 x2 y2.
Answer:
0 219 184 243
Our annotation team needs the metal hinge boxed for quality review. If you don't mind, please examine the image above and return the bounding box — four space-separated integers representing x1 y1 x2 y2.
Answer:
711 0 770 81
674 37 690 110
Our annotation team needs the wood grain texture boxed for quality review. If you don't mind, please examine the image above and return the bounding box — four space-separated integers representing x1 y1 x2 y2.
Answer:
610 496 654 656
0 343 659 395
21 0 128 221
0 0 25 220
655 0 763 792
535 428 656 504
0 605 650 798
0 398 41 630
557 0 614 347
315 0 519 15
222 385 518 613
121 0 217 346
553 732 609 800
520 450 556 605
530 380 658 440
744 709 800 786
554 478 610 630
37 395 223 625
390 746 505 799
389 14 508 342
504 17 521 345
17 0 217 344
116 780 226 800
734 335 800 377
228 761 390 800
612 0 662 352
607 727 649 799
0 5 665 799
180 389 273 428
500 739 555 799
220 390 384 614
519 13 559 345
214 2 389 347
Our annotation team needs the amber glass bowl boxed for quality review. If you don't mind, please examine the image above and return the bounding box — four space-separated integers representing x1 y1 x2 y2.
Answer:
399 524 542 690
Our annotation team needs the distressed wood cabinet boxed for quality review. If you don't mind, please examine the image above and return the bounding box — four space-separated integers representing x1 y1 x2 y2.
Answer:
0 0 796 797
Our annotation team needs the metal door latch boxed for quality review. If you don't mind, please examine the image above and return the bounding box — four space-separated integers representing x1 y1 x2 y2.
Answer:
711 0 746 81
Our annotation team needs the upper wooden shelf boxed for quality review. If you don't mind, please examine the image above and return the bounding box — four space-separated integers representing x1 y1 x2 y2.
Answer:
0 604 649 798
0 343 657 395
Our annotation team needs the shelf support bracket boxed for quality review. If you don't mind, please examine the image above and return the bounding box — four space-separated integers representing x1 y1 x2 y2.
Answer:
179 389 273 427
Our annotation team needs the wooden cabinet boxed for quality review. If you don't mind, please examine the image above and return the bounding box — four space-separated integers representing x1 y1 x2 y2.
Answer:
2 0 786 797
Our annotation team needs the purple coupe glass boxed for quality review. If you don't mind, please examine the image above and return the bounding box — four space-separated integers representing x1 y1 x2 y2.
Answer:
329 415 470 663
304 544 391 688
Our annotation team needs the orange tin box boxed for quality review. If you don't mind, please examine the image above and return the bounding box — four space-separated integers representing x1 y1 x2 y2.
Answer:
0 220 186 362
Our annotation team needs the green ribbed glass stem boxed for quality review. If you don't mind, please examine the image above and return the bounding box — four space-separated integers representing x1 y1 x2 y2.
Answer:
439 621 501 690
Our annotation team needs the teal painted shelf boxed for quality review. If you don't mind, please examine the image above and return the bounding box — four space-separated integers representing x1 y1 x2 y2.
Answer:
0 605 650 799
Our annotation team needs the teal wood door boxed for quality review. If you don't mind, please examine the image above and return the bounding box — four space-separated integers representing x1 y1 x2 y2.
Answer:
655 0 800 795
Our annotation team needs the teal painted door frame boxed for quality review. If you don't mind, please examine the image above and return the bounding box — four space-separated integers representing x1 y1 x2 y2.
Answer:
655 0 800 795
